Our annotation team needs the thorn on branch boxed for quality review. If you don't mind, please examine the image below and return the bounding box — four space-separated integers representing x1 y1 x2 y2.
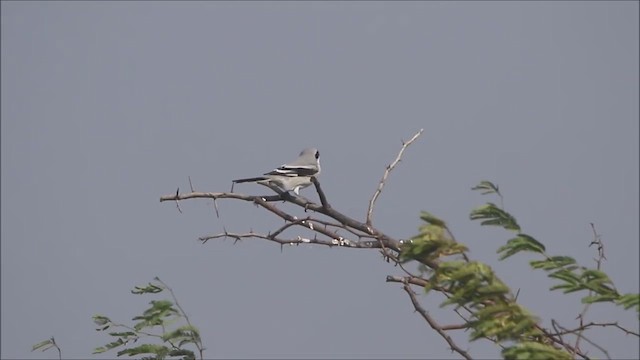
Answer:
212 198 220 219
188 176 195 192
589 222 607 266
174 188 182 213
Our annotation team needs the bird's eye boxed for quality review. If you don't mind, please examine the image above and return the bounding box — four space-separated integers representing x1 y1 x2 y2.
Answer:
315 151 320 159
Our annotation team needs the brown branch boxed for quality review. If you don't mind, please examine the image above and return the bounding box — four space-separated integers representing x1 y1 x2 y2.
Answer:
311 176 330 209
160 187 424 262
553 321 639 338
269 217 358 246
307 218 375 240
160 191 283 203
386 275 429 288
540 323 590 360
366 129 424 226
402 283 473 360
441 324 470 331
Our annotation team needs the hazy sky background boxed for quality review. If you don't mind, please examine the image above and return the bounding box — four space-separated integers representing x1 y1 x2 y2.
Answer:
2 2 638 359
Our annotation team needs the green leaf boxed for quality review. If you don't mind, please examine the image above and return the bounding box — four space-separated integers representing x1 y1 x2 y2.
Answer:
476 283 510 297
117 344 170 358
93 346 108 354
470 203 521 232
419 211 447 228
92 314 111 327
616 293 640 311
530 256 576 271
497 234 546 260
472 303 540 341
581 294 619 304
400 236 467 264
168 348 197 360
132 282 165 295
503 341 572 360
471 180 500 195
132 299 179 331
92 338 125 354
31 338 55 352
548 269 580 285
161 324 201 343
108 331 137 338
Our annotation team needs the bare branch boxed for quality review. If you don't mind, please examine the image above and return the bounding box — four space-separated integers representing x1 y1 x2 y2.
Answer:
160 187 418 258
441 324 470 331
402 283 473 360
309 218 375 239
540 323 590 360
366 129 424 226
552 320 611 360
311 176 330 209
199 231 380 249
386 275 429 287
160 191 283 203
554 321 639 338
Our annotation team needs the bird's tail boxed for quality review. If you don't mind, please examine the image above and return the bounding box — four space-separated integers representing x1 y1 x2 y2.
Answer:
232 176 267 184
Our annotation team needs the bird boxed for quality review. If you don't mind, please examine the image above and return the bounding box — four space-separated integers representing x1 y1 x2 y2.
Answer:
232 148 321 195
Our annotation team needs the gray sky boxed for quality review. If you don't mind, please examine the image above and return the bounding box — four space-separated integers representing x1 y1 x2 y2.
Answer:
2 2 638 359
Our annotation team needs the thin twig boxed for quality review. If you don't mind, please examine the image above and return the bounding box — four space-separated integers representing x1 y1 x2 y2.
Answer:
155 277 205 360
574 223 607 354
589 223 606 267
543 323 590 360
553 320 610 360
554 321 639 338
366 129 424 226
53 338 62 360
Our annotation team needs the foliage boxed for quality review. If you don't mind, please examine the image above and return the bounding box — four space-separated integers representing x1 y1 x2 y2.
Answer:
399 180 639 359
31 337 62 360
92 277 203 360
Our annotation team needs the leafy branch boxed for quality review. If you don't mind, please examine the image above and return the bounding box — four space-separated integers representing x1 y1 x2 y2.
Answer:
92 277 204 360
31 337 62 360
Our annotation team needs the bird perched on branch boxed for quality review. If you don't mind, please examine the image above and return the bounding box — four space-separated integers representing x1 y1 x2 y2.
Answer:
232 148 321 195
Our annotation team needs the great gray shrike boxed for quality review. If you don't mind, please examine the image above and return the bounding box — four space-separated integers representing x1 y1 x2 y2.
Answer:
233 148 320 195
